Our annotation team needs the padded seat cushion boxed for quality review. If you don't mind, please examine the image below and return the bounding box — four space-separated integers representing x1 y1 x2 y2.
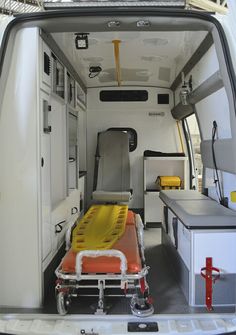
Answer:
170 199 236 229
160 190 208 207
92 191 131 202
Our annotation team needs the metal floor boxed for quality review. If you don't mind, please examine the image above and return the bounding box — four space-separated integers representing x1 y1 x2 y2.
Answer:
0 228 234 315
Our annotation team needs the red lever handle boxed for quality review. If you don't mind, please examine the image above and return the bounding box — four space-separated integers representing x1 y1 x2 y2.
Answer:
200 258 220 311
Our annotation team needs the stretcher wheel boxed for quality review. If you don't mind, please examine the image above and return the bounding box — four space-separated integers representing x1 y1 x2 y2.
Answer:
56 292 71 315
130 296 154 317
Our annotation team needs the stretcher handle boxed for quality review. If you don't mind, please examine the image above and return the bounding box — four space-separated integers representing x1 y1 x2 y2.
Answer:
75 249 128 279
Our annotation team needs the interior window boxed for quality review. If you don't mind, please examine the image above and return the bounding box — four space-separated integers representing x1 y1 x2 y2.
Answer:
100 90 148 102
185 114 203 192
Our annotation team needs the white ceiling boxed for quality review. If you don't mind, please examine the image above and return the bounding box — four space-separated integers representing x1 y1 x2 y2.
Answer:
52 30 207 88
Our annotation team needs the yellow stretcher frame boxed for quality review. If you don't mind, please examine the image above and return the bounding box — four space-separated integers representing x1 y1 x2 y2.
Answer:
72 204 128 252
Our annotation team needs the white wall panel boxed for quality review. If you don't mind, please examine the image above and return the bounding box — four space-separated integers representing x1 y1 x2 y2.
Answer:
196 88 231 140
175 45 219 105
193 231 236 274
0 28 41 307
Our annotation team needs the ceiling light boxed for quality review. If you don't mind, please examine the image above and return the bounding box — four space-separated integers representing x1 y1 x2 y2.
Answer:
137 20 150 27
107 21 120 28
75 33 89 50
89 66 102 79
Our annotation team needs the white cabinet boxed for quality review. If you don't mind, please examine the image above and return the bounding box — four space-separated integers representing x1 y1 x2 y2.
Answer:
143 156 188 227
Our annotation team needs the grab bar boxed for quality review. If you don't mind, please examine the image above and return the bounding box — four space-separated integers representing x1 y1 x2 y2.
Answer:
76 249 127 279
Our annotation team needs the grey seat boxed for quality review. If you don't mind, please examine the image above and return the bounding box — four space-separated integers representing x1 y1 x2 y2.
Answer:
92 130 132 203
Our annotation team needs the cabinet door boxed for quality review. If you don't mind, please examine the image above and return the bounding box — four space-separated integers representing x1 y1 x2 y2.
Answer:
67 73 75 107
167 209 176 245
41 92 52 261
177 222 191 269
144 193 163 225
52 201 68 252
50 96 67 208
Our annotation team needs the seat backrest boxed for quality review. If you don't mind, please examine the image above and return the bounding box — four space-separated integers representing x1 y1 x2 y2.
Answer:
95 130 131 192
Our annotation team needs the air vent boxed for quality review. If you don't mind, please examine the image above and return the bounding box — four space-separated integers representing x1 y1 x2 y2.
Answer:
44 52 51 76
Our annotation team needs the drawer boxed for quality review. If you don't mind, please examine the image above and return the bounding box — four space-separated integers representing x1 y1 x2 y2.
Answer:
67 189 80 219
177 222 191 269
52 200 68 251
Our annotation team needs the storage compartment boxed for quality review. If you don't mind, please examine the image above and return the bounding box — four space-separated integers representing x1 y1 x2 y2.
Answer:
161 191 236 307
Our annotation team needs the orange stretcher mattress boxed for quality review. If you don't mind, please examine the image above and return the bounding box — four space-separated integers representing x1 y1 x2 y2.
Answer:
61 211 142 274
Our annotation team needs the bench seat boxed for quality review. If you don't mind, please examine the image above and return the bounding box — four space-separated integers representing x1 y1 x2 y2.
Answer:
160 190 236 229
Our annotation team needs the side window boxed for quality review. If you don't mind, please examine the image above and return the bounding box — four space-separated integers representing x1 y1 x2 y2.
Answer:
107 127 137 152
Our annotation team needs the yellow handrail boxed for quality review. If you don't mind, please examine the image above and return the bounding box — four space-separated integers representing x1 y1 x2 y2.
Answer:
112 39 122 87
188 0 228 15
176 121 185 154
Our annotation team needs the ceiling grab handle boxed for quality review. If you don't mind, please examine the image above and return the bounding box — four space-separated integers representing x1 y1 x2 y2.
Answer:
112 40 122 87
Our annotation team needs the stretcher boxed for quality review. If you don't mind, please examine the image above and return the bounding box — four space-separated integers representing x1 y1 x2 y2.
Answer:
55 205 153 316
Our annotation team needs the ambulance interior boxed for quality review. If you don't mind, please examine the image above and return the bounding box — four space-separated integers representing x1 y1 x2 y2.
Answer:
0 13 236 316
